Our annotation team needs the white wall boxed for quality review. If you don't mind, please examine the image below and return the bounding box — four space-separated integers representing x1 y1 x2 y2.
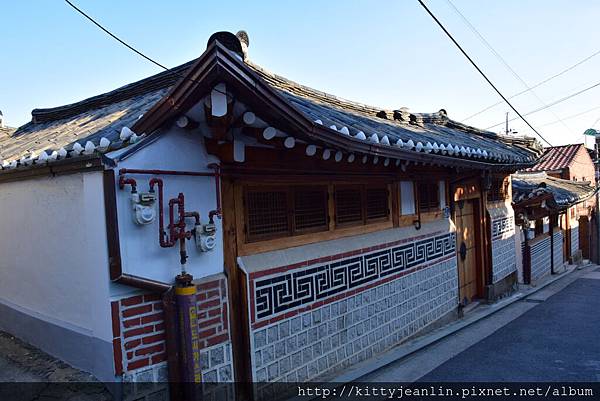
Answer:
0 172 113 342
113 127 223 288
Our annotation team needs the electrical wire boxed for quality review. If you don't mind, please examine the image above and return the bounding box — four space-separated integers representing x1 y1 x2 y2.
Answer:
485 80 600 130
537 105 600 128
63 0 229 97
66 0 585 164
462 51 600 122
445 0 573 135
417 0 552 147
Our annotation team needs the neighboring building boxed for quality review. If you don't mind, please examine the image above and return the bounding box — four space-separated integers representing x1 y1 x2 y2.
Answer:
525 143 595 182
523 143 597 260
0 31 543 400
512 172 596 284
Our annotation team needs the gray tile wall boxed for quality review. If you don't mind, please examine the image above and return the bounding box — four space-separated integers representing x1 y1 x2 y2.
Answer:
530 235 551 282
553 231 563 271
492 234 517 283
250 258 458 397
123 342 234 401
571 227 579 257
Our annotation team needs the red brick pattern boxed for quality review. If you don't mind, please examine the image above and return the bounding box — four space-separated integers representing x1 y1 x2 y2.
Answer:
118 294 166 372
196 277 230 350
111 275 231 374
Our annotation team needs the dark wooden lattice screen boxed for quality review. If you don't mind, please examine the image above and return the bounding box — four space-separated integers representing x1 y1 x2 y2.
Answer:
245 189 290 240
417 182 439 213
487 177 509 202
366 187 389 220
335 187 363 225
293 187 328 232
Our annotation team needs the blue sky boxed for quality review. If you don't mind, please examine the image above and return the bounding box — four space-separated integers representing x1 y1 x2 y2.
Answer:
2 1 600 146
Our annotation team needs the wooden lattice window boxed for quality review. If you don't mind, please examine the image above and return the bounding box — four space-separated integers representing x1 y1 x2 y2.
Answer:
293 187 329 233
245 188 290 241
335 184 390 226
417 181 439 213
366 187 389 221
487 177 509 202
335 186 363 225
244 185 329 242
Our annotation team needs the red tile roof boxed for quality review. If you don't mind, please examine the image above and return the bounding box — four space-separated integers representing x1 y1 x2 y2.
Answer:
525 144 584 172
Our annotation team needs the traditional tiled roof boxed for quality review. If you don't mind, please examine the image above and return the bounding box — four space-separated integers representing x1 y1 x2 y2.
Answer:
0 31 543 171
512 172 596 208
248 61 541 164
0 126 15 138
0 61 194 167
524 144 584 172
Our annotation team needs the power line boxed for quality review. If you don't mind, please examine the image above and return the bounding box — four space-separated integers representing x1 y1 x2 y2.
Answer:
536 105 600 128
63 0 229 97
417 0 553 147
462 49 600 122
64 0 169 71
445 0 573 135
485 80 600 130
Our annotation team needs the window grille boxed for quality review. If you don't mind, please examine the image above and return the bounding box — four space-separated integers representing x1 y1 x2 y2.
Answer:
245 188 290 241
293 187 328 232
366 187 389 220
417 182 440 213
335 187 363 225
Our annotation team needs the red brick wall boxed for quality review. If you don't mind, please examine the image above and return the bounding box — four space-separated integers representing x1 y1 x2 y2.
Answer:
196 277 229 349
110 274 231 375
565 146 595 183
110 294 166 374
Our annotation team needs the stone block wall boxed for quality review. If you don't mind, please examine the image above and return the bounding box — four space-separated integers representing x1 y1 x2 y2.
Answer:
110 273 233 401
243 229 458 397
529 235 551 283
571 226 579 257
553 231 563 271
490 214 517 283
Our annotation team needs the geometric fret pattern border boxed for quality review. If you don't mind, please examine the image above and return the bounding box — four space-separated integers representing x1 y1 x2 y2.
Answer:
491 215 514 241
253 232 456 322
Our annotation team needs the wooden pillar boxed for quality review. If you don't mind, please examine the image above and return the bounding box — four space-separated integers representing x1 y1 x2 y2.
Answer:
221 177 252 400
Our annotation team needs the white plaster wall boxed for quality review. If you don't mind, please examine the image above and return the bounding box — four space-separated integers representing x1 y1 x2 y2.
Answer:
113 127 223 289
0 172 113 342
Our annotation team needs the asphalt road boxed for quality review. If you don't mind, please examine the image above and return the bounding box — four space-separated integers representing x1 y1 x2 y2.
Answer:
420 271 600 382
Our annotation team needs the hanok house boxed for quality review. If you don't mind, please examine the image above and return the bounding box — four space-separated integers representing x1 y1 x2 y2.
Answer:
0 31 543 400
523 143 597 260
512 172 596 284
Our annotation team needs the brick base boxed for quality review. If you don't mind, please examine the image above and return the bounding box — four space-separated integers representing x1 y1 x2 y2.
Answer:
110 273 234 400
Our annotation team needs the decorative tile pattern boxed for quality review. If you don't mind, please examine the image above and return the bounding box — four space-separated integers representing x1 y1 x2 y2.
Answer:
491 215 515 240
247 230 459 388
252 259 457 388
253 232 456 322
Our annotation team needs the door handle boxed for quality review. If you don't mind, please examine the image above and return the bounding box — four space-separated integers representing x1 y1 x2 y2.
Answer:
460 242 467 260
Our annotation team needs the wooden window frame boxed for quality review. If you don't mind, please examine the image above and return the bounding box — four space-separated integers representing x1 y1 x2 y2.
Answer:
292 185 330 235
238 181 393 254
333 184 391 228
243 184 330 243
416 181 440 214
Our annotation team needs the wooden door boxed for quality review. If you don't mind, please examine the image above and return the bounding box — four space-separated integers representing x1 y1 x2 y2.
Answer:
455 199 479 304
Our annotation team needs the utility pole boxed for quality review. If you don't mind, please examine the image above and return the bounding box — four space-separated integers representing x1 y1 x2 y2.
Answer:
505 112 509 135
